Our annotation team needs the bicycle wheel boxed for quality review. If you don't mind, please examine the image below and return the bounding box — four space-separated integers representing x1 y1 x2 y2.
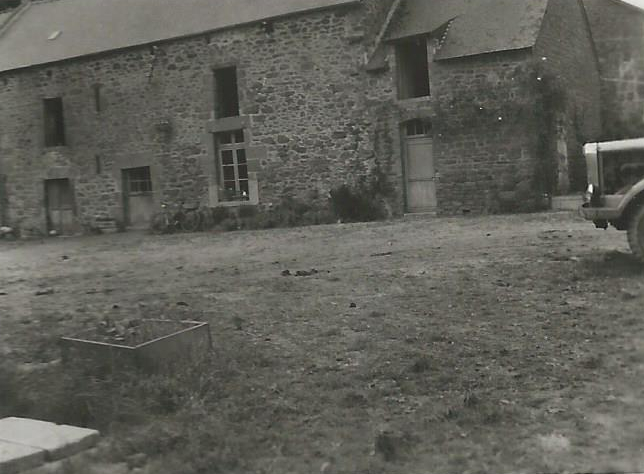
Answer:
181 210 201 232
150 212 169 234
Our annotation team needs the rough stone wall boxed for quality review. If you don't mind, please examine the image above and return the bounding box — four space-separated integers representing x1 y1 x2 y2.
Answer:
0 5 409 233
0 0 604 232
533 0 602 193
584 0 644 139
428 51 539 214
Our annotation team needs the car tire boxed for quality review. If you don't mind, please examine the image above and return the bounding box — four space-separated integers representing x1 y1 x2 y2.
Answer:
627 205 644 262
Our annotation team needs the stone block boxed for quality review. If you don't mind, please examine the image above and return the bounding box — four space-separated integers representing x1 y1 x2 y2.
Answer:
0 439 46 474
0 417 100 462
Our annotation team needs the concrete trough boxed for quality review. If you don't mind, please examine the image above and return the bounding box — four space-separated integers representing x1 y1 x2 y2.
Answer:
60 319 212 371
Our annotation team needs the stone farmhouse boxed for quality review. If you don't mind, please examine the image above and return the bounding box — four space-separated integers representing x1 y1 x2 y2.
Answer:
584 0 644 140
0 0 601 235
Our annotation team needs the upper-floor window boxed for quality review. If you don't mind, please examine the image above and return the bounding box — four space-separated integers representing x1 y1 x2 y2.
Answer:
43 97 66 146
214 67 240 118
396 37 430 99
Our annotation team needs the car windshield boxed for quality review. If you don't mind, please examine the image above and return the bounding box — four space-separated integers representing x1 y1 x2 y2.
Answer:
602 149 644 194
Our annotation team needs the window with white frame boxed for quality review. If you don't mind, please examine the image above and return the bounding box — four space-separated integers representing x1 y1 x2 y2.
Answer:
217 130 249 201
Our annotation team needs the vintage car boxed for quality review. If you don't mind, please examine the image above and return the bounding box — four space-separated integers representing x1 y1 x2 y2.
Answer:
580 138 644 260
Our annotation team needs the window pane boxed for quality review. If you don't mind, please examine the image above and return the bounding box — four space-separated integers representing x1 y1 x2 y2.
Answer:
224 181 236 191
239 180 249 195
234 130 244 143
223 166 235 181
238 164 248 180
219 133 232 145
406 119 431 137
221 150 234 165
236 149 246 164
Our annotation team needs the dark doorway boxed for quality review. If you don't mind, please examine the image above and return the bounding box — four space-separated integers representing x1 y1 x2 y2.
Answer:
122 166 154 228
45 178 75 234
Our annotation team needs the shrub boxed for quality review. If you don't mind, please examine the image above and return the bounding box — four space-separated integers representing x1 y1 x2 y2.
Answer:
329 167 393 222
237 206 257 219
209 207 230 226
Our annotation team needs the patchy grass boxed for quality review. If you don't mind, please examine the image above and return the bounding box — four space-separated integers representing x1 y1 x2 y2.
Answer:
1 212 644 473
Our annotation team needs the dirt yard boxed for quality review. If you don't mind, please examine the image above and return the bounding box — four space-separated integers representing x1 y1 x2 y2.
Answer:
1 211 644 474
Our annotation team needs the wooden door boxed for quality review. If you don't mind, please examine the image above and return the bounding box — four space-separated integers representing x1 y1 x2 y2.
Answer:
122 167 154 228
45 178 75 234
404 120 436 212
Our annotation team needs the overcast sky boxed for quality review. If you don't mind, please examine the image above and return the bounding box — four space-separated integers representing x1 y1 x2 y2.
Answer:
623 0 644 8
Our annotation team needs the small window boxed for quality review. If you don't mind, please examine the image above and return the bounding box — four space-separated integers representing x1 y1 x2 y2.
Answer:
214 67 240 118
216 130 249 201
43 97 66 146
124 166 152 194
396 37 430 99
92 84 102 112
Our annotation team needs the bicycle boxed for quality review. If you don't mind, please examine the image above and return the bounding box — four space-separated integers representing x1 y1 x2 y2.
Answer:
150 201 202 234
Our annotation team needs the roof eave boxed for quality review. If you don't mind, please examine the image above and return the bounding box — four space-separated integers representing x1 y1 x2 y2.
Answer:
435 45 533 62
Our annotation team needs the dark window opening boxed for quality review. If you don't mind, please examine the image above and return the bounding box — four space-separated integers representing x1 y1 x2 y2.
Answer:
43 97 66 147
397 38 430 99
123 166 152 194
216 130 249 201
95 155 102 174
214 67 240 118
45 178 73 210
93 84 102 112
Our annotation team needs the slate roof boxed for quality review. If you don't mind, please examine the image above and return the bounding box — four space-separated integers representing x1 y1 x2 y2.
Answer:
388 0 550 60
0 0 358 73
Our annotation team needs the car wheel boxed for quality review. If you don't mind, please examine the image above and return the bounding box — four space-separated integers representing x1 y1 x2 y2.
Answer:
627 205 644 262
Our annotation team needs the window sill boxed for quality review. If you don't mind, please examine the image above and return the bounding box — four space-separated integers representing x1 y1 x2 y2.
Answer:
397 96 431 104
44 145 68 150
214 200 257 208
208 115 250 133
